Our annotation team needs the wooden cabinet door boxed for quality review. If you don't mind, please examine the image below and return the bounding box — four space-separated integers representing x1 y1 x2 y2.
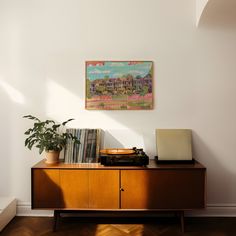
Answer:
121 170 158 209
60 170 89 208
32 169 61 208
89 170 119 209
121 170 205 209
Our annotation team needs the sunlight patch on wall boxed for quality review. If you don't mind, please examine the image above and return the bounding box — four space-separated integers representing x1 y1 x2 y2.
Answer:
0 79 25 104
45 79 129 129
46 79 146 149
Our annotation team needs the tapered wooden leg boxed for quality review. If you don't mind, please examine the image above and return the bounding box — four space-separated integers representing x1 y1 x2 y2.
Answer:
180 211 185 233
53 210 60 232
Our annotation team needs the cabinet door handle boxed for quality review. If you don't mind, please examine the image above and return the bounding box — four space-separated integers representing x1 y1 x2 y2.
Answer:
120 188 124 191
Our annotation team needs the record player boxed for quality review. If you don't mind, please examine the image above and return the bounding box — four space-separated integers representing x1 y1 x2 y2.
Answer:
100 147 149 166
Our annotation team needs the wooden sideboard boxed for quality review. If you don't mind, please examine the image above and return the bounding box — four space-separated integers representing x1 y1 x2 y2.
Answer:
31 160 206 232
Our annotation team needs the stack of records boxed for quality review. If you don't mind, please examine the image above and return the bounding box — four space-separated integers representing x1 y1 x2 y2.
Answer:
64 129 101 163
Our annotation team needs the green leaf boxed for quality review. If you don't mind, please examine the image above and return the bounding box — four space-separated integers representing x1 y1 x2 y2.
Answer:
62 118 74 126
52 124 61 130
23 115 79 154
45 120 55 124
23 115 40 122
39 146 44 154
24 128 32 135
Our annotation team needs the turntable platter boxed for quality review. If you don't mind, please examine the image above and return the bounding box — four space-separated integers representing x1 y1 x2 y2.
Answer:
100 148 135 155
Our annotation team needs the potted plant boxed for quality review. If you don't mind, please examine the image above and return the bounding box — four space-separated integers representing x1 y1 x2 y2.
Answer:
23 115 80 164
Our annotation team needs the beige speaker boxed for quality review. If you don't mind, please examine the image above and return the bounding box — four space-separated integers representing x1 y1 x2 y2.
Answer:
156 129 193 161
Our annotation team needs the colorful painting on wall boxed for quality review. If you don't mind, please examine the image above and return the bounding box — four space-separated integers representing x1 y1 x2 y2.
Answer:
85 61 153 110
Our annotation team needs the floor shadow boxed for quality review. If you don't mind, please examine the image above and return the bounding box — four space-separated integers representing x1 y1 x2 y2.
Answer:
48 214 181 236
4 215 236 236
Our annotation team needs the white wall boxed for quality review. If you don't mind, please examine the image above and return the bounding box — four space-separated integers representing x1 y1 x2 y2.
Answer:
0 0 236 215
196 0 209 26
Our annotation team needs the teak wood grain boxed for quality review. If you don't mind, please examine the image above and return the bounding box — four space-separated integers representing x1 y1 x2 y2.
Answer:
32 160 206 211
89 170 120 209
121 169 205 209
32 159 206 233
32 169 61 208
60 170 89 208
32 159 205 169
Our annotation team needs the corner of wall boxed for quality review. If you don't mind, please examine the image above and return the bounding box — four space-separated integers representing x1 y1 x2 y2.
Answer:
196 0 209 27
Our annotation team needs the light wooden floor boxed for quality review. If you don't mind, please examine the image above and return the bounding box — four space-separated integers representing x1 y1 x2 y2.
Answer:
1 216 236 236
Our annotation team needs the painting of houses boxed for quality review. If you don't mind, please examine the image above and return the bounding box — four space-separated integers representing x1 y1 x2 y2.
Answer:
85 61 153 110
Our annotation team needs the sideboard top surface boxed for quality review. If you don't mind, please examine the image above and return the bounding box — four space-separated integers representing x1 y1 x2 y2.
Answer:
32 159 206 170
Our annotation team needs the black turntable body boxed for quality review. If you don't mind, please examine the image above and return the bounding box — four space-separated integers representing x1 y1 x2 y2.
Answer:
100 147 149 166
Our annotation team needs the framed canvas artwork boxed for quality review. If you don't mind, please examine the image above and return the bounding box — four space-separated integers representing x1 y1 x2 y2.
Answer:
85 61 153 110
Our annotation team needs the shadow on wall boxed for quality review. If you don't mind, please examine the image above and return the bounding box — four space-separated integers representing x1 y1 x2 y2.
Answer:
199 0 236 29
103 129 155 154
103 131 124 149
192 130 234 204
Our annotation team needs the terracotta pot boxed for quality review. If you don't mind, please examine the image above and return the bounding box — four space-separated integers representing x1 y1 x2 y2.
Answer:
45 150 60 164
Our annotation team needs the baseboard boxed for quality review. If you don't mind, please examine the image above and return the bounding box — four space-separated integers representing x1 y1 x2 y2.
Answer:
17 202 53 217
16 202 236 217
187 204 236 217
